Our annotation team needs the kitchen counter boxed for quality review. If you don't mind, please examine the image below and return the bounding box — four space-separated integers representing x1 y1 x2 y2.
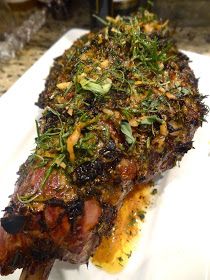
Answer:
0 1 210 97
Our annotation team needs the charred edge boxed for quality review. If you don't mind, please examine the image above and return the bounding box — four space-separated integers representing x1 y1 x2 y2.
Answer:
1 215 27 235
46 198 84 225
30 239 57 262
0 251 25 276
36 91 47 109
46 198 67 207
177 52 199 88
175 141 193 155
16 155 35 187
84 94 105 116
66 199 84 223
74 141 122 185
200 97 209 122
7 251 24 270
36 57 63 109
38 212 48 232
3 205 15 214
74 159 104 185
99 140 121 160
42 111 60 131
167 123 182 133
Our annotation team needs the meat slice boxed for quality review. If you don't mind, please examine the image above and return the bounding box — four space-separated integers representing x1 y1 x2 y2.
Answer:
0 10 207 277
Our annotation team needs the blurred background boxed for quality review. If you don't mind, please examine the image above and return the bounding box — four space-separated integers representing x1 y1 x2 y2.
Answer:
0 0 210 96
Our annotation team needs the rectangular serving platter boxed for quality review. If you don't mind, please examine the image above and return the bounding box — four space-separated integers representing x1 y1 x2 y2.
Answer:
0 29 210 280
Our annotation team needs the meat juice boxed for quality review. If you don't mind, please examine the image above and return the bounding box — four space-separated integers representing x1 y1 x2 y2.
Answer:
92 182 157 272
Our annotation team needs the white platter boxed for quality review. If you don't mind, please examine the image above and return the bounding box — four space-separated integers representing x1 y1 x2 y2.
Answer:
0 29 210 280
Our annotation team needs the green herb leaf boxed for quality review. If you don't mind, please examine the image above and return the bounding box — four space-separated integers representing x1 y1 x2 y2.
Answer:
17 193 40 204
80 77 112 95
120 121 136 145
181 88 190 95
139 115 163 125
35 120 40 139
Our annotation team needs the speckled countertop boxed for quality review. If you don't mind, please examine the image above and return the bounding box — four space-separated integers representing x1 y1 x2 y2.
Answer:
0 0 210 97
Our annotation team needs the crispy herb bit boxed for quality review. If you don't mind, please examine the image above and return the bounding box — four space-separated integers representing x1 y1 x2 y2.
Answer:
56 81 72 91
140 96 160 113
79 77 112 96
33 154 49 168
118 256 123 262
146 137 151 149
128 216 137 226
120 121 136 145
67 118 96 162
95 264 102 269
137 210 146 221
126 251 132 258
151 188 157 195
121 107 140 119
35 120 40 139
181 88 190 95
64 82 73 95
36 107 67 154
102 125 110 141
75 132 98 157
139 115 163 125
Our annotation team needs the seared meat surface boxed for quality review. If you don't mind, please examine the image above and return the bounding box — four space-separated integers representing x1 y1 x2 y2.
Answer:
0 11 207 276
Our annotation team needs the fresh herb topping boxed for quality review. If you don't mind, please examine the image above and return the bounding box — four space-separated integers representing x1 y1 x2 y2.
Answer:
139 115 163 125
120 121 136 145
79 77 112 96
17 9 206 207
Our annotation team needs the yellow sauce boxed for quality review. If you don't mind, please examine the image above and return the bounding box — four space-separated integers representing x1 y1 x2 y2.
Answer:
92 182 157 273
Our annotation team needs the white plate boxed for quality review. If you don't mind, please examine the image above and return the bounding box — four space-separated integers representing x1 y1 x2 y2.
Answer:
0 29 210 280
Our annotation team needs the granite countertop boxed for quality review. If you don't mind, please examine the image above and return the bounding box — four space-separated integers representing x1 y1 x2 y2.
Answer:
0 1 210 97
